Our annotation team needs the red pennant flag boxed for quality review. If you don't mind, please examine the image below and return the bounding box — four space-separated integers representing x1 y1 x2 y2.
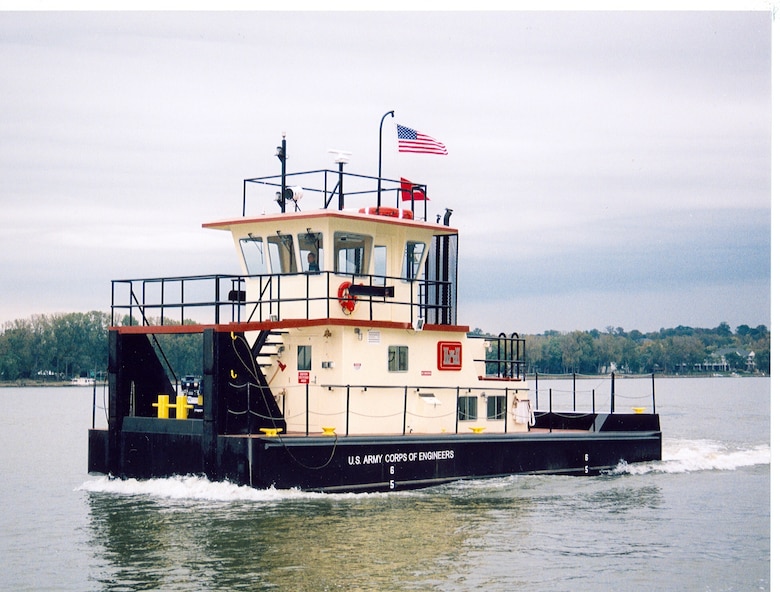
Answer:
400 177 428 201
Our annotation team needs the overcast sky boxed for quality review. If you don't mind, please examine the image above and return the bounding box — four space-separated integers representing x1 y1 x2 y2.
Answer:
0 9 771 335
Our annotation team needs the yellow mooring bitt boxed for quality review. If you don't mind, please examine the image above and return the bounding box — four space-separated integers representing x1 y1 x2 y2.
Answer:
152 394 194 419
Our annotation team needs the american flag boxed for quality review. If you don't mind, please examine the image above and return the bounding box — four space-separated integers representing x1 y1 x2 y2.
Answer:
396 124 448 155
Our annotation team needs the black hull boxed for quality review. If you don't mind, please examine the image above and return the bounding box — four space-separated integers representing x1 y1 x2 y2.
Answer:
89 416 661 493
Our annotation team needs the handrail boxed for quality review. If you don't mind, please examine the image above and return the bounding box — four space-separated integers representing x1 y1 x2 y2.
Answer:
298 379 656 437
473 332 527 380
319 384 527 436
532 372 657 414
111 271 454 328
242 168 430 221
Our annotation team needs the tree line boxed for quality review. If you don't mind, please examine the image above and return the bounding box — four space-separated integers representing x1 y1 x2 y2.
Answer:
0 312 770 383
475 322 770 376
0 312 201 383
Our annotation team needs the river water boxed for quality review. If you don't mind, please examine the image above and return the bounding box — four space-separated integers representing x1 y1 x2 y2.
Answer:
0 377 770 591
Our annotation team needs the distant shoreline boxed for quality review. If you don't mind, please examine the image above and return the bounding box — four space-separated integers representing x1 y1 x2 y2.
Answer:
0 380 108 388
0 373 767 389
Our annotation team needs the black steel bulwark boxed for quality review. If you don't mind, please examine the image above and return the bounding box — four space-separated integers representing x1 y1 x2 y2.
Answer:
202 328 218 480
532 411 660 432
91 424 661 492
91 328 286 480
222 427 661 492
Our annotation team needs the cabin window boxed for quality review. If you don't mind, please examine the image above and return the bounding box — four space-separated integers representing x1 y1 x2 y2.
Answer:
298 231 323 273
267 233 297 274
239 237 268 275
335 232 372 276
458 396 478 421
487 395 506 420
402 241 427 280
374 245 387 285
388 345 408 372
297 345 312 371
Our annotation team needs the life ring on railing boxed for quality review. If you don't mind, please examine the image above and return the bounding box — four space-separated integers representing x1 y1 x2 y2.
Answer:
359 206 414 220
337 281 357 314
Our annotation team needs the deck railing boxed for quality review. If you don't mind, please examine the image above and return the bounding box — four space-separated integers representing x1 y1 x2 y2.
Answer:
242 168 431 221
90 374 659 435
227 376 658 437
472 332 527 380
531 372 657 415
111 271 454 328
253 383 532 437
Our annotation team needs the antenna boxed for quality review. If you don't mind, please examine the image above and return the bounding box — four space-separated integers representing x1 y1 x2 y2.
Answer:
328 149 352 210
327 149 352 164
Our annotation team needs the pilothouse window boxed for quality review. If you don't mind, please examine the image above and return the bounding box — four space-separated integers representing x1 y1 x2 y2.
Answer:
239 237 267 275
299 231 323 272
374 245 387 285
402 241 427 280
268 233 297 274
334 232 372 276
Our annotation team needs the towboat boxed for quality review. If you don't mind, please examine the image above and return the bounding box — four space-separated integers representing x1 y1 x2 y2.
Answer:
72 377 95 386
88 136 661 493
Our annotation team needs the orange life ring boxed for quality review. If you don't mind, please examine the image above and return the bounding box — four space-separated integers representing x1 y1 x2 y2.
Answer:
359 206 414 220
337 281 357 314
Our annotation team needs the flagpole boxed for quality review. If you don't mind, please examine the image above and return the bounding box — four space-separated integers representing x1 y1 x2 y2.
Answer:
377 110 394 208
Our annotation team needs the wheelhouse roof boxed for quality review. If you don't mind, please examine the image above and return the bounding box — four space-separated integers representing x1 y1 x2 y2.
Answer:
203 209 458 236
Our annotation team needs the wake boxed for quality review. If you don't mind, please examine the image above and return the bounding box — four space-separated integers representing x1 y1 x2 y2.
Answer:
613 438 770 475
76 474 383 502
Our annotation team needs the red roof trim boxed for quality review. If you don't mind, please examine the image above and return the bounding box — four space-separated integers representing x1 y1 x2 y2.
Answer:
202 209 457 234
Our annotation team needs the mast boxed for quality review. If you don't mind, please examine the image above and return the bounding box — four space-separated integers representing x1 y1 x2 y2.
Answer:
276 134 287 213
